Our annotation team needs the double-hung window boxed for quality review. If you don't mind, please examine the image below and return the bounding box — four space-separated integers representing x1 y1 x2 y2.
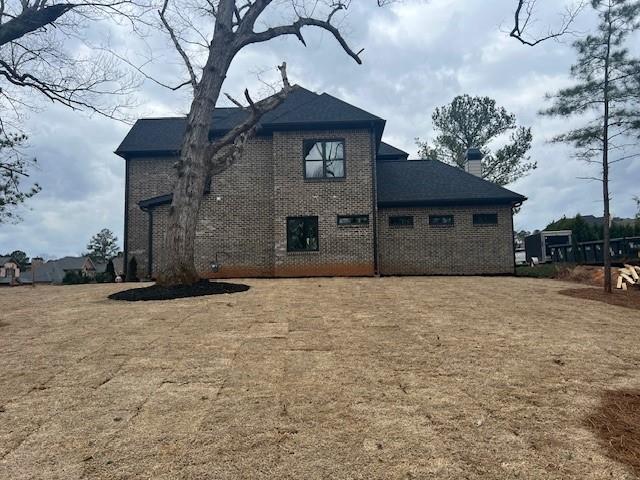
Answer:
304 140 345 179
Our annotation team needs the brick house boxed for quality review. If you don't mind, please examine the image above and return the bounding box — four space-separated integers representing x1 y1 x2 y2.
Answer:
116 86 526 279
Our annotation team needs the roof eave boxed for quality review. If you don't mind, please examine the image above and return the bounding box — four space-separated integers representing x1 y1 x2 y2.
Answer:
378 196 527 208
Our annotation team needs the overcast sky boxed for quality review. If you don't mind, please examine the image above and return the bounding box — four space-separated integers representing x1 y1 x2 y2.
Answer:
1 0 639 258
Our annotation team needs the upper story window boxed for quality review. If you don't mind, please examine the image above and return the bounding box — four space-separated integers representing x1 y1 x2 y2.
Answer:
304 140 345 179
429 215 454 227
389 216 414 228
473 213 498 225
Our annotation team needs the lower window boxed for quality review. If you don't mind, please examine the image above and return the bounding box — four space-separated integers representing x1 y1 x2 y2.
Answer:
287 216 319 252
429 215 454 226
473 213 498 225
337 215 369 226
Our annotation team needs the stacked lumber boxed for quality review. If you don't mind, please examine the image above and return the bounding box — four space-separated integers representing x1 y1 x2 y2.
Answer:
616 264 640 291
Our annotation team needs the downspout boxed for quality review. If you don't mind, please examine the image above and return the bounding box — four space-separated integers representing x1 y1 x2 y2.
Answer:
140 206 154 279
123 158 130 278
147 208 154 279
511 202 521 275
370 123 379 276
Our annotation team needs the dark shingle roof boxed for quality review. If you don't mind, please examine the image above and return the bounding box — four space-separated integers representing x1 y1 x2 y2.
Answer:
54 256 93 271
377 142 409 161
377 160 526 207
116 86 384 157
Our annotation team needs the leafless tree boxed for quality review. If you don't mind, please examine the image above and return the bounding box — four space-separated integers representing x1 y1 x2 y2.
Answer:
149 0 391 285
0 0 148 119
510 0 587 46
0 0 149 220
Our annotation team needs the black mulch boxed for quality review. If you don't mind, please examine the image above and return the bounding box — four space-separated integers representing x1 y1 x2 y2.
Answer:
108 280 250 301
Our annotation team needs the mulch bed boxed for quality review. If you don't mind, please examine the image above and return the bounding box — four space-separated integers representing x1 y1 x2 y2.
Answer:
585 389 640 476
559 287 640 310
108 280 250 301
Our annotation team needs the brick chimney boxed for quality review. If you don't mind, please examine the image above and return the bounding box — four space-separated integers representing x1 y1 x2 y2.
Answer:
465 148 483 177
31 257 44 267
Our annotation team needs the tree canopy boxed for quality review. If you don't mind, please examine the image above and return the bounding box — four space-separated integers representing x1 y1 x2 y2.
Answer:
416 95 536 186
86 228 120 264
0 133 40 223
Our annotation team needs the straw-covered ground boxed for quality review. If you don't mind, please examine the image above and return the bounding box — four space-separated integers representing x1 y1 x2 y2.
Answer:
1 277 639 479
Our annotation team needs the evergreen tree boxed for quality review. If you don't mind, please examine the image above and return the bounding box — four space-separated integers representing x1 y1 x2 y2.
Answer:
125 256 138 282
417 95 536 185
86 229 119 264
541 0 640 293
105 259 116 283
1 133 41 223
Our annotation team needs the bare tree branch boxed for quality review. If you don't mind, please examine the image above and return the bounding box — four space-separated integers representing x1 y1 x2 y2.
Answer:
510 0 586 46
158 0 197 89
208 62 292 174
236 3 363 64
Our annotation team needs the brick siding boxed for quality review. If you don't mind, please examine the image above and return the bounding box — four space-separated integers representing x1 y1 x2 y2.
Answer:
125 129 377 278
272 129 375 277
125 132 515 278
377 205 515 275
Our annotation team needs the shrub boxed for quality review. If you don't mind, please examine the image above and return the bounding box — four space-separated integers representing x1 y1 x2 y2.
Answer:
125 256 139 282
95 272 113 283
62 271 91 285
105 259 116 283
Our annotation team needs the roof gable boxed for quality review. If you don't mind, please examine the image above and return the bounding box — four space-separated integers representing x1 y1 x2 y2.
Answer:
377 142 409 161
116 86 384 157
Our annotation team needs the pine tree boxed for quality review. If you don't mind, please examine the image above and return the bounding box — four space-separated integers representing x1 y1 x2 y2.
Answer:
86 229 119 264
542 0 640 293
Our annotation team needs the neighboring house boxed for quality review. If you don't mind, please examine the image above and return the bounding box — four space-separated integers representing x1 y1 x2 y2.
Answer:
20 256 96 284
94 253 125 277
0 256 20 286
116 86 526 279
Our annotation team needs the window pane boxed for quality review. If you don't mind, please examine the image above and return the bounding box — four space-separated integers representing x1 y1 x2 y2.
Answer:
303 140 345 179
429 215 454 226
326 141 344 160
473 213 498 225
305 160 324 178
338 215 369 226
304 142 323 161
325 159 344 178
287 217 319 251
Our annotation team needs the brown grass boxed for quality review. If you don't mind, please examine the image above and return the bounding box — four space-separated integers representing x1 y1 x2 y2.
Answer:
1 277 640 479
585 389 640 476
560 287 640 310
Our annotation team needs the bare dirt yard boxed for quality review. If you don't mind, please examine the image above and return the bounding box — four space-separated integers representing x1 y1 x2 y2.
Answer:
1 277 640 479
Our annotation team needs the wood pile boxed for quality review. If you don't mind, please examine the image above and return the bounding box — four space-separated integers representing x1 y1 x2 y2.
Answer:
616 264 640 291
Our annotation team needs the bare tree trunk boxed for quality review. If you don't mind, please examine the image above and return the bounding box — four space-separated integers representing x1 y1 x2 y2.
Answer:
157 38 233 286
153 0 366 286
602 9 612 294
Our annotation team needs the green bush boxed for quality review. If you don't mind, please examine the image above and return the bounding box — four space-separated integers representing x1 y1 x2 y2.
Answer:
62 271 91 285
95 272 113 283
125 256 139 282
516 264 563 279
